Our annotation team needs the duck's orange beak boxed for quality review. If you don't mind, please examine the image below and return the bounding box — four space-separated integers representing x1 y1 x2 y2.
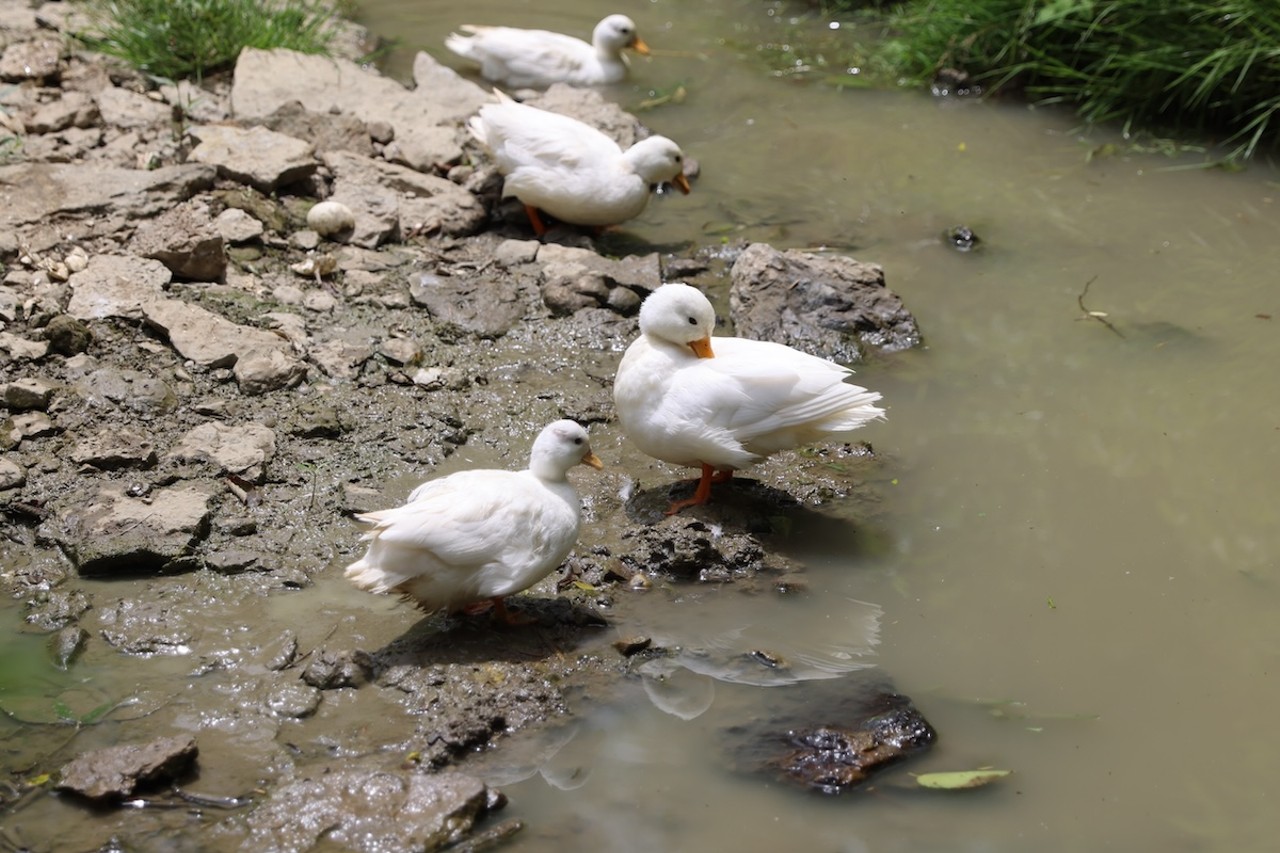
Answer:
631 36 651 56
672 173 692 195
688 336 714 359
581 451 605 470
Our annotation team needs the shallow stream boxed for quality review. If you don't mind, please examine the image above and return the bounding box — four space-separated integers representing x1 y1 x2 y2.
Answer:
3 0 1278 849
354 0 1280 849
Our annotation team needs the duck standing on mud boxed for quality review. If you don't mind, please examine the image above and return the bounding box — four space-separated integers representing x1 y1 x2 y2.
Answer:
613 284 883 514
345 420 603 623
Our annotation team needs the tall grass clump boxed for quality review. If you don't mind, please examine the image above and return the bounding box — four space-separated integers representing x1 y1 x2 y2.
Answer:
878 0 1280 159
83 0 341 81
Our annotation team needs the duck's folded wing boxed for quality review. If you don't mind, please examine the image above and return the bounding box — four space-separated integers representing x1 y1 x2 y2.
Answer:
473 30 592 81
690 339 882 440
479 103 620 167
364 475 536 566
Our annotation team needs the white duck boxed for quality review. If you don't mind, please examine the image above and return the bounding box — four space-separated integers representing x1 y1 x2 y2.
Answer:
345 420 603 623
468 92 691 235
445 14 650 88
613 284 884 514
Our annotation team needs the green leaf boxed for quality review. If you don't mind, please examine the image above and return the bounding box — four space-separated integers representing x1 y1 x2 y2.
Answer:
914 769 1012 789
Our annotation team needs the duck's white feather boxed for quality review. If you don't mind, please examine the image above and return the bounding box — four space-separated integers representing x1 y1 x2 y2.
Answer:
445 14 646 88
614 284 884 474
468 94 688 227
345 421 600 613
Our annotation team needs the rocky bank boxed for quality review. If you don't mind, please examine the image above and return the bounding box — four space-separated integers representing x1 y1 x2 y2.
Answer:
0 2 922 849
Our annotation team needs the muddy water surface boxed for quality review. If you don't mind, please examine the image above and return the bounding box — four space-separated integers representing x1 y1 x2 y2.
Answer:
2 0 1276 849
350 0 1280 849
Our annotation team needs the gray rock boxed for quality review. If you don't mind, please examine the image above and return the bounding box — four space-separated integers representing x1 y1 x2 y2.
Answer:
9 411 55 440
0 163 215 253
308 339 373 380
4 377 57 410
255 99 373 157
66 255 171 321
234 346 308 395
23 89 99 133
57 483 215 574
188 124 318 192
411 51 490 122
0 38 61 82
231 48 485 172
71 426 158 470
729 243 922 362
536 244 659 316
0 456 25 490
409 273 526 338
0 331 48 360
383 125 464 172
215 208 265 243
77 367 177 414
166 422 276 480
322 150 485 247
130 199 227 281
239 766 497 853
378 336 421 366
493 239 540 267
56 735 198 801
93 86 172 128
142 298 288 368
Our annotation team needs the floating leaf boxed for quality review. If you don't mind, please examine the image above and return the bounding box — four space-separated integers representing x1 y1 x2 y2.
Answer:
914 769 1011 789
570 580 597 592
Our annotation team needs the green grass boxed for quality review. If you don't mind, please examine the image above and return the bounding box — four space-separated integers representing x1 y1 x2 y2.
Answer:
81 0 342 81
875 0 1280 160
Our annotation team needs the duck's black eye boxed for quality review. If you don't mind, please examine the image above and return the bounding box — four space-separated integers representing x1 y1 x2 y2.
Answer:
574 437 583 445
687 316 698 325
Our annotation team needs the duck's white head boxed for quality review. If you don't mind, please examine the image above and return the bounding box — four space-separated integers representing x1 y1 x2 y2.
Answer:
625 136 692 194
594 15 649 56
638 283 716 358
529 419 604 481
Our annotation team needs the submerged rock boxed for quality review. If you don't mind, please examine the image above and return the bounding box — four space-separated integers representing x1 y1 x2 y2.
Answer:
721 679 936 794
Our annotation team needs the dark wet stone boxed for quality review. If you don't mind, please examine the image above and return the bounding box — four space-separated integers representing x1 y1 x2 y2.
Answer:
43 314 94 355
56 735 198 801
616 516 789 583
261 630 299 671
301 648 375 689
25 587 91 632
237 766 501 853
50 626 88 669
945 225 981 252
205 549 263 574
98 597 195 656
729 242 922 361
722 679 936 794
613 636 652 656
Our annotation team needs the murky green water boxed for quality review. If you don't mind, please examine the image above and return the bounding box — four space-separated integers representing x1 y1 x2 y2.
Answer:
350 0 1280 849
4 0 1277 849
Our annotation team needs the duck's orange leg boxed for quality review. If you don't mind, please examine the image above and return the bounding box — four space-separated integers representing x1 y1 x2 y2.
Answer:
665 463 729 515
491 597 534 626
524 205 548 237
